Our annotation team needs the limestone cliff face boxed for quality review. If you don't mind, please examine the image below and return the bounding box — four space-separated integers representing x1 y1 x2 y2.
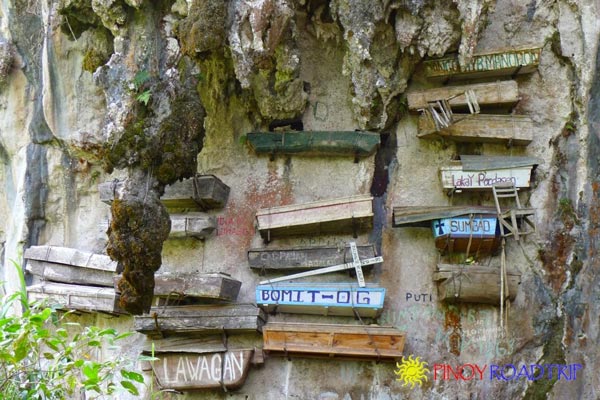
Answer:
0 0 599 398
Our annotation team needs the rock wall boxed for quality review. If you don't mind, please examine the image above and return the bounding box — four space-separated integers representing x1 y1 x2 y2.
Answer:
0 0 599 399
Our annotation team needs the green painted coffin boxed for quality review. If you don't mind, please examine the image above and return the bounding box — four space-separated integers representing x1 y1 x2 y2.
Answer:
246 131 380 158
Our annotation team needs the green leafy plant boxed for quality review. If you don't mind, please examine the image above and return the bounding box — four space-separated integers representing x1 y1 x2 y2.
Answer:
132 70 152 106
0 261 144 399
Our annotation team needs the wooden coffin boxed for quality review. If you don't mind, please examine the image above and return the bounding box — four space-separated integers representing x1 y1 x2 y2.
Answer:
256 195 373 240
256 283 385 317
100 213 216 239
25 246 118 287
433 264 521 304
392 206 497 228
417 114 533 146
408 81 520 111
440 155 539 191
98 175 230 210
134 304 266 337
423 47 541 80
246 131 380 158
248 244 377 271
153 272 241 302
433 215 501 255
149 349 254 391
27 282 125 314
263 322 405 360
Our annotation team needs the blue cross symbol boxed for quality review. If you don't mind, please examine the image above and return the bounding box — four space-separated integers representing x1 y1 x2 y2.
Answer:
434 220 445 235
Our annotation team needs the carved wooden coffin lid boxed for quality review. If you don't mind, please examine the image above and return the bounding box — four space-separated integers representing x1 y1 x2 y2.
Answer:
25 245 118 287
440 155 541 190
408 80 520 111
263 322 405 360
246 131 380 158
98 174 230 210
153 272 241 302
248 244 377 271
256 283 385 318
134 304 267 337
417 114 533 146
433 264 521 304
423 47 541 80
256 195 373 240
27 282 125 314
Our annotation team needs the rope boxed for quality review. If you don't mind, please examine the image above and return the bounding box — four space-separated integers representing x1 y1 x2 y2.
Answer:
500 238 505 333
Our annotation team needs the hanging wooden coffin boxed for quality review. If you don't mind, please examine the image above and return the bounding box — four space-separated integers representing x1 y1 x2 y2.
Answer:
27 282 125 314
417 114 533 146
100 213 216 240
440 155 540 191
407 81 520 111
25 246 118 287
432 215 501 255
433 264 521 304
256 283 385 317
392 205 498 228
256 195 373 240
148 348 255 391
134 304 266 337
423 47 541 80
98 174 230 210
248 244 377 271
263 322 405 360
152 272 241 302
246 131 380 158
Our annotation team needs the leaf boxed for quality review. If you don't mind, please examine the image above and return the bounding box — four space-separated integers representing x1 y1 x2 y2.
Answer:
98 328 116 336
121 370 144 383
120 380 139 396
115 332 133 340
82 362 99 381
133 70 150 89
138 354 159 362
136 90 151 106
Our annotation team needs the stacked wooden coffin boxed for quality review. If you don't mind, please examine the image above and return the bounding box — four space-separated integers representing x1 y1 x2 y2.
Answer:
25 245 124 314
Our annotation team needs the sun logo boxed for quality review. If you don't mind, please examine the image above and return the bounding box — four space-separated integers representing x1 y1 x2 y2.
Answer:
395 355 429 388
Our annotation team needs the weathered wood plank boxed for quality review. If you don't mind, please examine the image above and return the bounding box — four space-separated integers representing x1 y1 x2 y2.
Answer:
407 81 519 110
417 114 533 146
24 246 117 272
256 283 385 317
263 322 405 360
423 48 541 80
246 131 380 158
142 336 227 354
151 349 254 390
26 260 116 287
27 282 125 314
248 244 377 270
433 215 501 255
100 213 216 239
392 206 498 228
98 175 230 210
134 304 266 336
153 272 241 302
256 195 373 240
433 264 521 304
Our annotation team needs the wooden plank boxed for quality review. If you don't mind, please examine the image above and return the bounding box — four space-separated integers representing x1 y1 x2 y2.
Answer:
98 175 230 210
142 336 227 354
153 272 241 302
407 81 519 110
417 114 533 146
392 206 498 228
263 322 405 360
24 246 117 272
27 282 125 314
246 131 380 158
26 259 116 287
256 195 373 239
134 304 266 336
440 158 536 190
423 48 541 80
256 284 385 317
248 244 377 270
432 215 501 255
151 349 254 390
433 264 521 304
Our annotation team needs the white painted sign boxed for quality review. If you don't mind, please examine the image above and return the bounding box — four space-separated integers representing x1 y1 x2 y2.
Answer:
432 217 498 239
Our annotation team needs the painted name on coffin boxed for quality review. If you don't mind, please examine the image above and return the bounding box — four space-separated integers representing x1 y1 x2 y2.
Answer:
451 172 518 188
432 217 498 239
425 49 540 76
256 286 385 308
158 351 247 386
